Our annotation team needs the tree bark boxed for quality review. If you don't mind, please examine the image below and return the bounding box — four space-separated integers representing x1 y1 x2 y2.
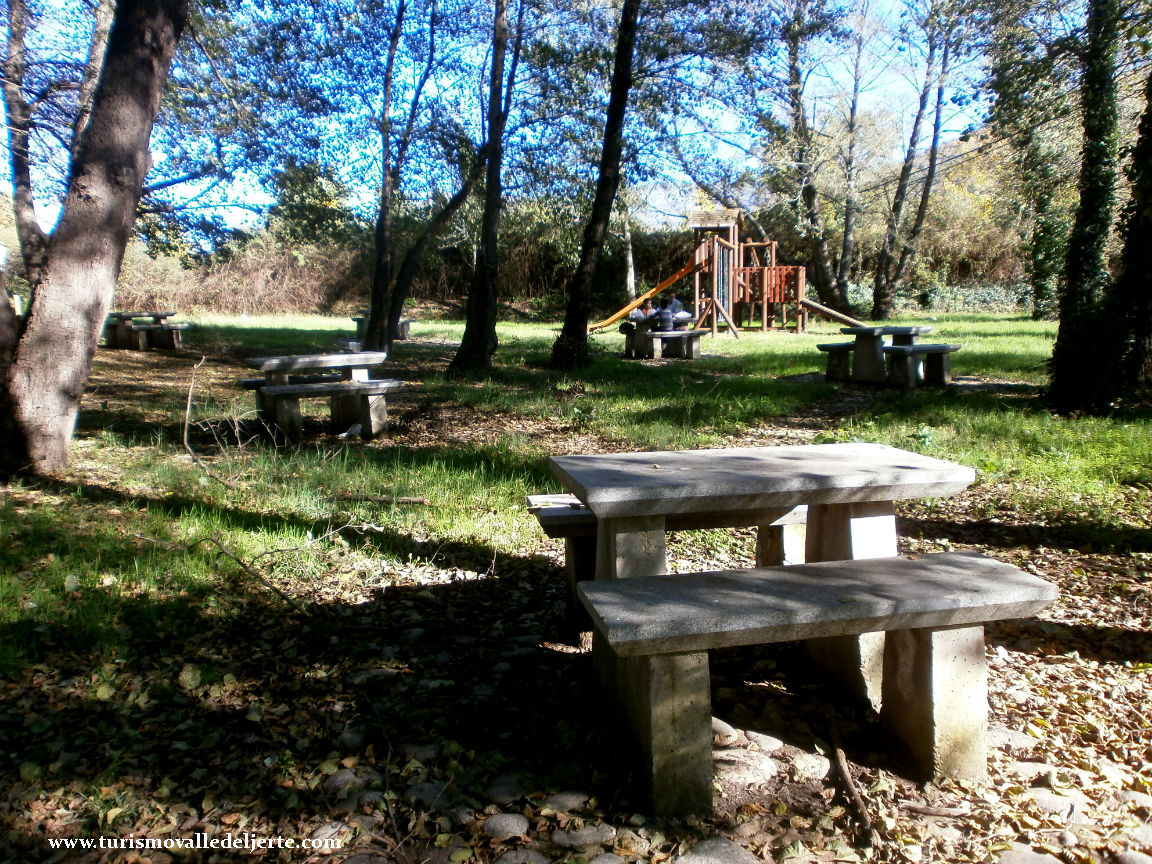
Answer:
448 0 522 375
1098 69 1152 405
2 0 48 290
550 0 640 371
871 29 937 319
383 150 485 354
1048 0 1119 413
0 0 187 478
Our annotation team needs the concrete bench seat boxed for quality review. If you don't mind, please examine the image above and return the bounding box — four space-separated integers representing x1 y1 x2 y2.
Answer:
238 373 344 390
883 343 961 388
106 320 189 350
816 342 854 382
624 328 708 359
577 551 1056 816
258 379 404 441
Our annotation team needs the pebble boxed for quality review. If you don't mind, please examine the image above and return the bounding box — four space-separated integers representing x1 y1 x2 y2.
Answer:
1005 761 1058 782
483 813 530 841
672 837 759 864
494 852 549 864
589 854 625 864
993 842 1063 864
1116 790 1152 808
406 781 449 808
1123 824 1152 846
712 716 740 746
714 749 778 785
405 743 439 762
324 768 366 797
1116 853 1152 864
486 773 527 805
792 752 831 780
744 730 783 751
541 790 590 812
494 851 549 864
552 823 617 848
1022 788 1088 821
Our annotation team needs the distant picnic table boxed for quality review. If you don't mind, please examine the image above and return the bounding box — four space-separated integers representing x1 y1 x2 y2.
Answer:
103 311 189 350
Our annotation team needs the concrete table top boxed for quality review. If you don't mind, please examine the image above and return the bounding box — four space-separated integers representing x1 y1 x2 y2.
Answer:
548 442 974 520
247 351 391 372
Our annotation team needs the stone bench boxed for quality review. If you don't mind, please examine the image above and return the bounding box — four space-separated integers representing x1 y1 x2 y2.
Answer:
577 552 1056 816
353 316 412 341
258 379 404 441
624 328 708 360
106 321 189 350
238 374 345 390
816 342 854 382
883 343 961 388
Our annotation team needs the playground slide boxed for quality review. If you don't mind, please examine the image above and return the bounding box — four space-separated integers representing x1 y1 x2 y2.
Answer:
588 259 702 332
799 297 865 328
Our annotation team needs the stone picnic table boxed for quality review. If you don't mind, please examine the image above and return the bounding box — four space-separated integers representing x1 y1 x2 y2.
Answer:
243 351 401 440
104 310 187 350
839 325 934 384
548 442 1009 815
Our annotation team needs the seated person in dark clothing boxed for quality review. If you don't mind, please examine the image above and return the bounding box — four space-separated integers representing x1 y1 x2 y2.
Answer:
652 297 674 331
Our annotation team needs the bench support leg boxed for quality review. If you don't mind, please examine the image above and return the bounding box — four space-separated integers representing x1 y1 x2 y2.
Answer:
272 398 304 442
923 353 953 386
824 350 851 383
564 535 597 633
596 643 713 817
596 515 667 580
853 338 887 384
886 353 920 389
804 501 897 709
881 624 988 783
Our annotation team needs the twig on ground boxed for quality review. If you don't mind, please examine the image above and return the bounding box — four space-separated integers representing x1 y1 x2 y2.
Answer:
897 799 971 818
335 493 431 506
184 357 236 489
204 533 309 617
828 709 883 850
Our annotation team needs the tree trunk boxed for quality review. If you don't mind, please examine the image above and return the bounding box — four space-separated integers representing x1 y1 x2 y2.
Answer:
835 26 865 305
448 0 520 376
623 202 636 301
550 0 640 371
1048 0 1119 413
364 0 407 352
871 33 937 320
2 0 48 289
0 0 187 478
890 38 951 290
1098 69 1152 405
383 151 484 354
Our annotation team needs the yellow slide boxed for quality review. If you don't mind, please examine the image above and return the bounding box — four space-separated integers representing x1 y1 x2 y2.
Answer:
588 260 702 332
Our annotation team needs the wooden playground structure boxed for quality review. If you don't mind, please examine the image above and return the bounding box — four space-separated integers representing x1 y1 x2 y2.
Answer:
590 209 860 336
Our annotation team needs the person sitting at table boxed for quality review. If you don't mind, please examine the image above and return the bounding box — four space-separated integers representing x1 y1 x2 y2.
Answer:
666 291 683 316
629 298 655 320
651 297 674 332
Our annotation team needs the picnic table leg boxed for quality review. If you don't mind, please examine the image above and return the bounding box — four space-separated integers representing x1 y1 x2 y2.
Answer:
755 505 808 566
852 335 887 384
803 500 898 709
881 624 989 782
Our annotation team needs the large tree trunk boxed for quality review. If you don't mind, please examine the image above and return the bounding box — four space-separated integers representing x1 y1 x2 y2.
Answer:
1098 70 1152 405
1047 0 1119 414
0 0 187 478
448 0 520 375
550 0 640 371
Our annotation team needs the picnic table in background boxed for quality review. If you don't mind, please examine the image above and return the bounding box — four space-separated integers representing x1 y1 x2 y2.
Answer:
103 311 189 350
241 351 403 441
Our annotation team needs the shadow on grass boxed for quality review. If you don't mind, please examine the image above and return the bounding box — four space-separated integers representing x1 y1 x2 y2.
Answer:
0 531 635 862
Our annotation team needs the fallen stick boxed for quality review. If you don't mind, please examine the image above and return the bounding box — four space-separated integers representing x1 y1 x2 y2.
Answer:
335 493 431 506
828 710 883 850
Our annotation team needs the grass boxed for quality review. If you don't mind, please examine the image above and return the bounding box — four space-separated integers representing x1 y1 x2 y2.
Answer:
3 311 1150 670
